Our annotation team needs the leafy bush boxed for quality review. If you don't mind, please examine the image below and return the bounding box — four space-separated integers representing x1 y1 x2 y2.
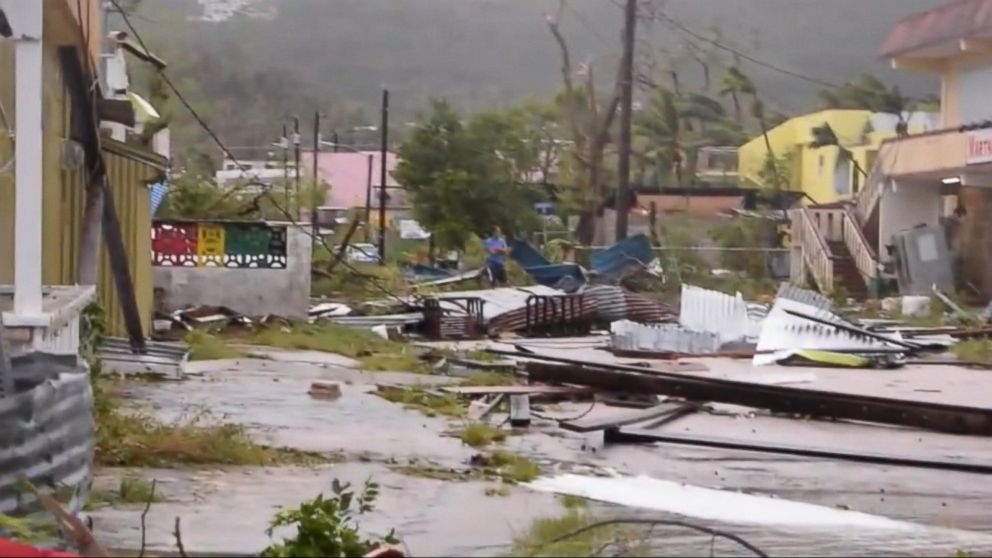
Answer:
261 479 398 558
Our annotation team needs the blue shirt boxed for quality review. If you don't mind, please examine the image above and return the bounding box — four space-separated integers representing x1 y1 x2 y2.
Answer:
485 236 507 265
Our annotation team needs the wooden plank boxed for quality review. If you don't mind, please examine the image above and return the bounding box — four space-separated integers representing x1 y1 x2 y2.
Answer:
441 384 592 396
561 401 697 433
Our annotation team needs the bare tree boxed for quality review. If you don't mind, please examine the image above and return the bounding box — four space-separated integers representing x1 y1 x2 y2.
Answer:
545 0 623 245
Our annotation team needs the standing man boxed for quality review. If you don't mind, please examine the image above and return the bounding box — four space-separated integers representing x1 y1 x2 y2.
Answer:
485 226 509 287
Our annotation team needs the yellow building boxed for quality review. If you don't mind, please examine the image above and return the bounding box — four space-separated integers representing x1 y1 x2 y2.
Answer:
738 109 937 205
0 0 165 338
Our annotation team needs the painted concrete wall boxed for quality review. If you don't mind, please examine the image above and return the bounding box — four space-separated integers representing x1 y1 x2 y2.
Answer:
958 65 992 124
878 180 943 261
153 226 313 320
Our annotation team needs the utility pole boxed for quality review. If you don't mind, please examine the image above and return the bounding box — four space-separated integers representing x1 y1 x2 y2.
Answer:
378 89 389 264
282 123 289 207
311 111 321 241
614 0 636 242
364 153 374 243
332 130 340 152
293 116 301 218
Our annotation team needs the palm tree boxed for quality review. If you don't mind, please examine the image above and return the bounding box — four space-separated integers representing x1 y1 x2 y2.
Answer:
752 98 782 190
819 74 912 135
720 66 756 123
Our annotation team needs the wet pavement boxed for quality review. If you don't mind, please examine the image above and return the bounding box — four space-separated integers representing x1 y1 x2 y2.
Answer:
91 354 992 556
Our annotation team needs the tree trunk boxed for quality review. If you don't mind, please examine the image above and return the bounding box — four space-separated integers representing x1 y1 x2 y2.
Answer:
77 179 104 285
731 93 742 123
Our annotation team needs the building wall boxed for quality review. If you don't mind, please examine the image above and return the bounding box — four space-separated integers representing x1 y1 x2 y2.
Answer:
878 180 943 260
738 110 936 205
958 65 992 124
0 20 163 337
153 226 313 320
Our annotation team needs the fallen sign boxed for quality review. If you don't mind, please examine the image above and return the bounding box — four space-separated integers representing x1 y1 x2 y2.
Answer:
604 428 992 475
513 356 992 436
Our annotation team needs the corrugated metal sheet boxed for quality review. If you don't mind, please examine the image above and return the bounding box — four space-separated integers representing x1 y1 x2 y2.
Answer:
679 284 761 343
611 320 722 353
0 354 93 516
589 234 655 280
776 283 832 310
754 297 896 366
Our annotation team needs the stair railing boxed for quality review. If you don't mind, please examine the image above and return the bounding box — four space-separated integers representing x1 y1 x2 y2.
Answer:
842 207 879 285
794 207 834 292
854 143 892 224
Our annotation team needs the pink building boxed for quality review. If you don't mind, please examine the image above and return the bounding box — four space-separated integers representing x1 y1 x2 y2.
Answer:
301 150 405 210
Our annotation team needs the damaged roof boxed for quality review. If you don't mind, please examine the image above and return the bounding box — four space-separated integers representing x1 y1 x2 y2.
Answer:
880 0 992 58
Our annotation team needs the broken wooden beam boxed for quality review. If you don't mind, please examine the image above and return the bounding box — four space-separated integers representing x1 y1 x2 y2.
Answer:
605 427 992 474
524 360 992 436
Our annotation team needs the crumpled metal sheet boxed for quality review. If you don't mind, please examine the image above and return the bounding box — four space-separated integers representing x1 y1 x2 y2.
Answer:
611 320 722 354
776 283 832 310
584 285 627 322
679 284 762 343
0 354 94 517
754 297 896 366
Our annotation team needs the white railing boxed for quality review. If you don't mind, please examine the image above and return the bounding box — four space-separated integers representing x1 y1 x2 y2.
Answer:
854 144 892 224
842 207 879 285
793 208 834 292
806 208 846 243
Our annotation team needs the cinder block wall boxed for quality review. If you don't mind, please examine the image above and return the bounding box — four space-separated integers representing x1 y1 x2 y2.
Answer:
153 226 313 320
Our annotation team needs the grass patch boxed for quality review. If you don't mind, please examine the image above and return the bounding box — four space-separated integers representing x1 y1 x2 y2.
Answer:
485 485 512 497
94 375 327 467
953 339 992 364
485 450 541 484
466 350 500 362
458 423 507 448
376 386 466 418
0 514 60 544
88 477 168 510
246 323 429 373
510 509 647 557
463 370 517 386
311 263 408 300
186 330 246 361
558 494 589 509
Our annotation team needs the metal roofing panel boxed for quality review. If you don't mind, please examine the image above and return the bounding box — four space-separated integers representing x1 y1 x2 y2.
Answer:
611 320 722 354
678 284 761 343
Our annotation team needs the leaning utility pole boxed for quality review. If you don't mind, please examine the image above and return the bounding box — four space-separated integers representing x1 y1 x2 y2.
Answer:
614 0 637 242
311 111 321 241
378 88 389 264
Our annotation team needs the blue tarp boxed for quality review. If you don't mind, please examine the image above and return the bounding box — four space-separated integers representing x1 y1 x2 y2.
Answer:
509 239 585 290
589 234 655 281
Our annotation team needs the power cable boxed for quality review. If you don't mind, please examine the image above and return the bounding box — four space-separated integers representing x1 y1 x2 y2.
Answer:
108 0 415 308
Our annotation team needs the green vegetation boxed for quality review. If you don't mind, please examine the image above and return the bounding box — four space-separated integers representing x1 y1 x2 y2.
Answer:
463 369 517 386
458 423 507 448
558 494 589 509
311 263 408 301
247 323 428 373
261 479 398 558
953 339 992 365
0 514 60 545
186 330 247 361
376 386 466 418
509 508 648 557
485 450 541 484
88 477 168 510
485 485 512 497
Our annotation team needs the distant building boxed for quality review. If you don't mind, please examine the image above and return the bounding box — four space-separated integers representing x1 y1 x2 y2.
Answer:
300 150 409 228
214 159 296 192
737 109 939 205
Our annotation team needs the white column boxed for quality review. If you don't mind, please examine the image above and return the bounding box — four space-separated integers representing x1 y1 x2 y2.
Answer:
13 1 44 315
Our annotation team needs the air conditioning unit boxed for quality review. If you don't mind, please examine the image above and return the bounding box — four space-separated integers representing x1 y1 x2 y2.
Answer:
60 139 85 170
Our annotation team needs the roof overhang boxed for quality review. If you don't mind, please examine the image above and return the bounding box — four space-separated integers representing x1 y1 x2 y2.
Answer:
881 0 992 70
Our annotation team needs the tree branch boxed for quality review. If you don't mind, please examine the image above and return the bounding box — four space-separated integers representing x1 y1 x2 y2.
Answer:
530 518 768 557
173 517 188 558
138 479 157 558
